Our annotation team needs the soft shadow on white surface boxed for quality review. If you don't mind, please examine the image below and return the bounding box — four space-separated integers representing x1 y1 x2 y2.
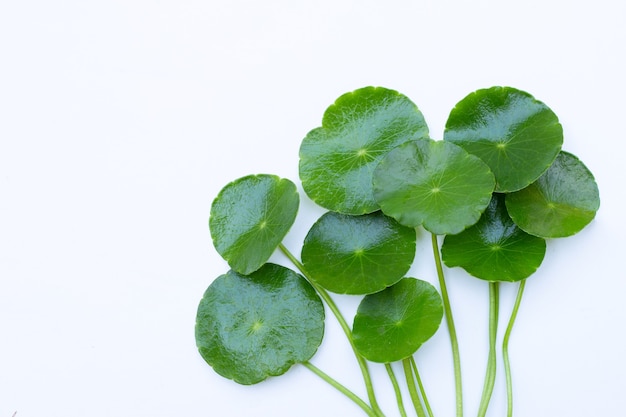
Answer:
1 1 624 416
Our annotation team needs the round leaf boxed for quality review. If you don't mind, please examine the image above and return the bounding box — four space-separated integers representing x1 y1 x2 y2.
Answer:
372 139 495 235
209 174 299 274
444 86 563 192
441 193 546 282
299 86 429 214
352 278 443 363
301 211 416 294
195 264 325 385
505 151 600 238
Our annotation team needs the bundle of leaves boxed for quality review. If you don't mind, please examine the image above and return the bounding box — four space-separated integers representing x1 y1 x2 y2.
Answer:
196 86 599 417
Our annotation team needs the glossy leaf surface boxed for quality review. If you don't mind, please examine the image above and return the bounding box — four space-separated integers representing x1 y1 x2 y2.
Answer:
209 174 299 274
506 151 600 238
301 211 416 294
353 278 443 363
195 264 325 385
444 86 563 192
372 139 495 235
441 193 546 282
299 86 429 214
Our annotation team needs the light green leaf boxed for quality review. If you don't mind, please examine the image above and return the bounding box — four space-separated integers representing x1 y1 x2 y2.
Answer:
301 211 416 294
441 193 546 282
372 139 495 235
444 86 563 192
505 151 600 238
299 86 429 214
195 264 325 385
209 174 299 274
353 278 443 363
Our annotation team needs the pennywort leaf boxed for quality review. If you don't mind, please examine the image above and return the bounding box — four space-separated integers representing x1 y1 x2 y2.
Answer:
441 193 546 282
209 174 299 274
301 211 416 294
352 278 443 363
505 151 600 238
372 139 495 235
195 264 325 385
444 86 563 192
299 86 429 214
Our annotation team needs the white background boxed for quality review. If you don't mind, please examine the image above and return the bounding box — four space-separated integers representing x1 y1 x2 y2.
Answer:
1 1 624 416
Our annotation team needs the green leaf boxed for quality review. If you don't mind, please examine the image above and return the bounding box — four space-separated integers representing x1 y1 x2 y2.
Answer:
209 174 299 274
195 264 325 385
444 86 563 192
301 211 416 294
505 151 600 238
441 193 546 282
372 139 495 235
299 86 429 214
352 278 443 363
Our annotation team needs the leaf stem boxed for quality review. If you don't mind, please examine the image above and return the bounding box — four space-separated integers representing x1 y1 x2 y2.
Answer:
385 363 408 417
303 361 378 417
431 233 463 417
403 358 427 417
410 356 435 417
503 279 526 417
278 243 385 417
477 282 499 417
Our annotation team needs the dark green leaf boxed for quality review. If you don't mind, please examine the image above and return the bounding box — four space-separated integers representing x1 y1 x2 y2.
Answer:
505 151 600 238
441 193 546 282
195 264 325 385
372 139 495 235
209 174 299 274
299 86 429 214
444 86 563 192
353 278 443 363
301 211 416 294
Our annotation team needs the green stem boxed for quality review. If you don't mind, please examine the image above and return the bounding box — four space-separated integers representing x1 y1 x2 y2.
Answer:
477 282 499 417
303 361 378 417
503 279 526 417
403 358 427 417
410 356 435 417
431 233 463 417
279 243 385 417
385 363 408 417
